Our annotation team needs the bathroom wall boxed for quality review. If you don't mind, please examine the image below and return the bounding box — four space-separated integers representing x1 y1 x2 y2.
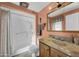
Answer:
38 2 79 38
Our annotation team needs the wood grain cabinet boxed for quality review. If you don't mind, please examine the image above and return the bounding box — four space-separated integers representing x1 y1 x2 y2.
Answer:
50 48 68 57
39 42 69 57
39 42 50 57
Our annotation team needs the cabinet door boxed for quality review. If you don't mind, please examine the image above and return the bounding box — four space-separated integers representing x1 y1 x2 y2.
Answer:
39 43 50 57
50 48 68 57
50 48 59 57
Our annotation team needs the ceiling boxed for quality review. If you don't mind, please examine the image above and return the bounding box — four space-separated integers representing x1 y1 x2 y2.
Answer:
11 2 50 12
48 2 79 17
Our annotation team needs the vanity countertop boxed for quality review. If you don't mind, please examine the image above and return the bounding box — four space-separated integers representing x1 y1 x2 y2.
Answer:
39 37 79 57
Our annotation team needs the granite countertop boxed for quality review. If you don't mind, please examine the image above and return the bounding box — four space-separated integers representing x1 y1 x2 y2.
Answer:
39 37 79 57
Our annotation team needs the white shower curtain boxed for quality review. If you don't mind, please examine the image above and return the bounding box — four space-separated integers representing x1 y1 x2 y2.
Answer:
0 8 37 57
0 9 11 57
9 12 36 56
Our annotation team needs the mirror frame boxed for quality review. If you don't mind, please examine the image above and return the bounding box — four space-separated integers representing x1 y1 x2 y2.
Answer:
47 2 79 32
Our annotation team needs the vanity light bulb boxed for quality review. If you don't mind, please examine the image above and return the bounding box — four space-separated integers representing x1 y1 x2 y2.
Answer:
49 7 52 10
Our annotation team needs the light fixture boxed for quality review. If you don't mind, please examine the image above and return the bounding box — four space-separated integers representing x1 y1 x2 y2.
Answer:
49 6 52 10
20 2 29 8
57 2 62 8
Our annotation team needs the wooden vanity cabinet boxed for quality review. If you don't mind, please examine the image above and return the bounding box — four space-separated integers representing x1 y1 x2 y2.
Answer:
39 42 69 57
50 48 68 57
39 42 50 57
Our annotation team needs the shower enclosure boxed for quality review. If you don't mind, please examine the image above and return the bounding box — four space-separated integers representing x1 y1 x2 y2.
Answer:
0 7 37 57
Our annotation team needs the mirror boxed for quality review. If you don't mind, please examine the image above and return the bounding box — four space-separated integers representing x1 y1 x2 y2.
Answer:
47 2 79 31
